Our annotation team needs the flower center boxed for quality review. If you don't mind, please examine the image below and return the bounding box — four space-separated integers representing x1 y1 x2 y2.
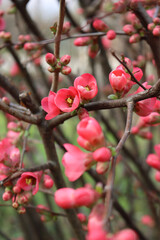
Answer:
26 177 36 186
84 85 91 91
66 96 73 107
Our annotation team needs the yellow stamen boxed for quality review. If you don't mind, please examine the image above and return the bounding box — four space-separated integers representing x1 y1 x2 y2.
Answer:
84 85 91 91
66 97 73 107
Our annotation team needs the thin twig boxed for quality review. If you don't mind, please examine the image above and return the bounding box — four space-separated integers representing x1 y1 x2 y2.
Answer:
103 101 134 229
19 124 31 168
51 0 66 92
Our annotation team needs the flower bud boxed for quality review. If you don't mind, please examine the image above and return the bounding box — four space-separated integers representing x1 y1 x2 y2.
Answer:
93 19 108 32
61 66 71 75
60 55 71 66
45 53 57 66
107 30 116 40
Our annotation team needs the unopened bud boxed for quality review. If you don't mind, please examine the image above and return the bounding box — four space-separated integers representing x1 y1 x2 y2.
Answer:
60 55 71 66
61 66 71 75
45 53 57 66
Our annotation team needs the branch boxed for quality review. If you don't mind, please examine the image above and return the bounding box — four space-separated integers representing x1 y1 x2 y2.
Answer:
6 43 42 104
11 0 53 53
0 99 39 124
0 74 20 103
51 0 66 92
103 101 134 229
48 79 160 129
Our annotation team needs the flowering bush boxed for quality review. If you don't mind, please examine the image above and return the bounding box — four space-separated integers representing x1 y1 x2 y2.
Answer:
0 0 160 239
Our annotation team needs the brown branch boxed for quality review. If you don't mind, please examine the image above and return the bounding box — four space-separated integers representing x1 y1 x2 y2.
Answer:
0 99 39 124
19 124 31 168
6 43 42 104
51 0 66 92
132 3 160 77
10 0 53 53
103 101 134 229
48 79 160 129
26 204 67 218
38 122 85 240
0 74 20 103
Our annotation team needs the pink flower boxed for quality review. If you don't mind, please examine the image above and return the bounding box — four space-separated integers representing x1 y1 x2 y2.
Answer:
62 144 93 181
93 19 108 32
116 62 143 95
0 138 15 162
155 171 160 182
74 187 99 207
87 204 108 240
16 172 41 195
109 69 127 93
141 215 154 227
77 117 105 151
93 147 111 162
55 87 80 112
113 229 138 240
41 91 60 120
74 73 98 101
134 82 156 116
43 174 54 189
107 30 116 40
10 63 20 77
0 16 5 31
146 154 160 170
54 188 75 209
74 37 92 46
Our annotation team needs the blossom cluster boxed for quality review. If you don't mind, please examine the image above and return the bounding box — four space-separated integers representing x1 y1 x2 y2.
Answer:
0 121 54 213
62 116 112 181
74 19 116 58
41 73 98 119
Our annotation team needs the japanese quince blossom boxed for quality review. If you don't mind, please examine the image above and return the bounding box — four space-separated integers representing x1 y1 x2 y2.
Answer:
86 203 108 240
54 187 99 209
113 229 138 240
77 117 106 151
41 73 98 120
109 57 143 96
41 91 60 120
62 143 111 181
146 144 160 170
16 172 41 195
133 82 156 116
62 144 93 181
74 73 98 101
55 86 80 112
0 138 20 167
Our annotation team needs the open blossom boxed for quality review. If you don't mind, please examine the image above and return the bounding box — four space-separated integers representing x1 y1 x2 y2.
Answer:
62 144 93 181
133 82 156 116
74 73 98 101
55 86 80 113
16 172 41 195
41 91 60 120
77 117 106 151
